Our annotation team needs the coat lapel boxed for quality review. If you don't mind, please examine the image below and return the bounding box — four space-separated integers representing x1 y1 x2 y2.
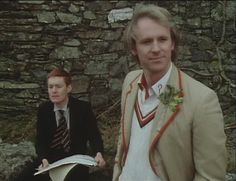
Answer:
149 65 184 175
121 72 141 160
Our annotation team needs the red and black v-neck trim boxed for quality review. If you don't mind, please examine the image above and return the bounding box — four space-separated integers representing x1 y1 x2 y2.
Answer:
134 98 157 128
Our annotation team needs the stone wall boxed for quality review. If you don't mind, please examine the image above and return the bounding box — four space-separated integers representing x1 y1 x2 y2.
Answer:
0 0 235 178
0 0 235 122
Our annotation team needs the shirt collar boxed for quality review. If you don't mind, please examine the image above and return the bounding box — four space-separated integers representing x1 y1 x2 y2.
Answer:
54 103 68 112
138 63 173 97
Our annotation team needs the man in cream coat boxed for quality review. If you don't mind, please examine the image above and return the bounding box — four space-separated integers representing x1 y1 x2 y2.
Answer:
113 4 227 181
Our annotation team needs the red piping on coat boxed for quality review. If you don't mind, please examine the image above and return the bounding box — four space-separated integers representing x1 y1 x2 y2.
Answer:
149 69 184 175
121 73 141 164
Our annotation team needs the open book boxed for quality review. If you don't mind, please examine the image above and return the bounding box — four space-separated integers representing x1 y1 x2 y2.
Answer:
34 154 97 181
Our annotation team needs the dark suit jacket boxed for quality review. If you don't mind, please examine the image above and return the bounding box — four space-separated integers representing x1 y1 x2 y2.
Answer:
35 96 104 163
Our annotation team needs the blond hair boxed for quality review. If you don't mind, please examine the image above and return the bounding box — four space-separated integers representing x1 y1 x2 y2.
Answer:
124 4 179 62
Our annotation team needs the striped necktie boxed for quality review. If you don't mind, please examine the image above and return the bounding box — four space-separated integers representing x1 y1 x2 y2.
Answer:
50 110 70 152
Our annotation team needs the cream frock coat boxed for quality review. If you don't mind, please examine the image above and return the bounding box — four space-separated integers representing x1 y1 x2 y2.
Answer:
113 65 227 181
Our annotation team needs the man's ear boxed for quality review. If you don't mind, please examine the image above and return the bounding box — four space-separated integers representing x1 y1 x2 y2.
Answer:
171 40 175 51
67 84 72 93
131 47 137 56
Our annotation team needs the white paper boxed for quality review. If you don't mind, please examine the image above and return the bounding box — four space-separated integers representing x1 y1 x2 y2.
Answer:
49 163 77 181
34 154 97 176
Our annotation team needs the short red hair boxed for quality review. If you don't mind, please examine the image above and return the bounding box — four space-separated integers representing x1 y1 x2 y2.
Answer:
47 68 72 86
